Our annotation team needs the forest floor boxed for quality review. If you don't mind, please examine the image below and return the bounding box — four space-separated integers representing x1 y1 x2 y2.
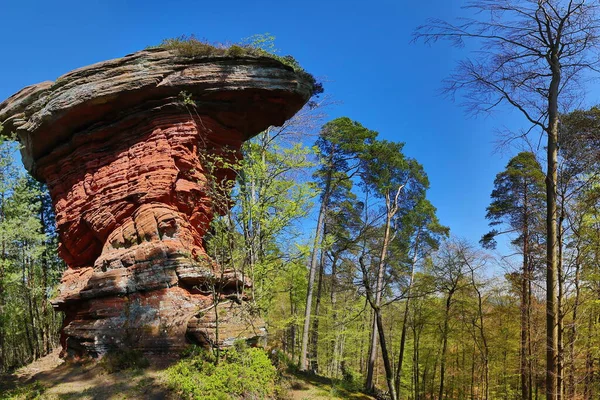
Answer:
0 351 377 399
282 372 375 400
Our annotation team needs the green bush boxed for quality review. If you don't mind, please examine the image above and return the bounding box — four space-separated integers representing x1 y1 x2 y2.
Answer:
225 44 247 57
340 361 362 390
166 344 281 399
99 349 150 373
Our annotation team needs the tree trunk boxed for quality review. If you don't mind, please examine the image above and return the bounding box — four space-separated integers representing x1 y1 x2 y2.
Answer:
309 248 326 372
414 324 421 400
395 230 421 396
470 342 476 400
300 173 331 371
290 290 296 361
329 256 339 377
432 347 439 400
439 290 454 400
374 305 398 400
366 194 395 392
522 229 531 400
567 246 581 399
528 254 534 400
545 55 560 400
557 198 566 400
583 302 594 400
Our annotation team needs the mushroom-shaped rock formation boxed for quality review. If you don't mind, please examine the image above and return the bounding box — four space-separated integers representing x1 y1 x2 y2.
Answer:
0 47 313 357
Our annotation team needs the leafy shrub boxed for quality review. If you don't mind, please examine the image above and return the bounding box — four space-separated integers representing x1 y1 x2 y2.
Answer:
166 344 281 399
339 361 362 391
99 349 150 373
225 45 247 57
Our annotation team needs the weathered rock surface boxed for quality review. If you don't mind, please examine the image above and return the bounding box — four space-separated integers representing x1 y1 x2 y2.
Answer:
0 47 312 357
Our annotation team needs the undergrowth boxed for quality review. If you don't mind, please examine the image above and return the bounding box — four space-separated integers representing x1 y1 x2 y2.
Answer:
0 381 46 400
165 342 283 400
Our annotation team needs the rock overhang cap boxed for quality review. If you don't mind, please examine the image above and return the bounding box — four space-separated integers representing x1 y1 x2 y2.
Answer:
0 47 315 178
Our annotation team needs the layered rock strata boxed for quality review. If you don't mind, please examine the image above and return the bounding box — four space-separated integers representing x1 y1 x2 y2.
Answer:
0 48 312 357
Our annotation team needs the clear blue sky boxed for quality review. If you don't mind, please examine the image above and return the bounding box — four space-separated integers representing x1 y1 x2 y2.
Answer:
3 1 598 266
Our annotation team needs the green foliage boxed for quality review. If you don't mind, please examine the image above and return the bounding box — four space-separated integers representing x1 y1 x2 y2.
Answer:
225 44 246 57
165 345 280 399
178 90 196 107
99 349 150 373
482 151 545 250
243 33 279 54
361 139 429 203
0 381 46 399
338 362 362 391
205 123 316 318
560 106 600 178
0 136 63 373
396 198 449 260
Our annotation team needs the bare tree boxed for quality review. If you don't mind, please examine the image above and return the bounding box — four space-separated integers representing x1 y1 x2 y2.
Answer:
415 2 600 399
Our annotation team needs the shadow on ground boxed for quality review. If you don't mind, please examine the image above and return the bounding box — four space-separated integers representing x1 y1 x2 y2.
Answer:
0 351 177 400
285 370 376 400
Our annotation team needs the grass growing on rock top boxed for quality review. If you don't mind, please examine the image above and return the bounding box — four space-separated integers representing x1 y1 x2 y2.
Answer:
157 34 323 96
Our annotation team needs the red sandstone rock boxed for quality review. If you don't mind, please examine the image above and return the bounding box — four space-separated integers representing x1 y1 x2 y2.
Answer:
0 47 313 357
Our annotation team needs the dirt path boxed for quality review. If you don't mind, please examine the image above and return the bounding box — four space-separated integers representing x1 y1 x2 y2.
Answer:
284 372 376 400
1 351 175 400
1 351 377 399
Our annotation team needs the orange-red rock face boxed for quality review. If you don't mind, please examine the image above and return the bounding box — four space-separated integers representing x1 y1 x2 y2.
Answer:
0 49 313 357
42 109 260 356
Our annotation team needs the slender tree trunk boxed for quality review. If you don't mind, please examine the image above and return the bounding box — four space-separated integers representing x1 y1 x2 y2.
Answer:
467 257 489 400
27 256 40 359
432 347 439 400
366 305 378 390
460 344 466 400
329 256 339 376
414 324 421 400
522 230 531 400
503 348 509 400
373 305 398 400
300 174 331 371
478 292 489 400
528 254 534 400
546 57 560 400
583 303 594 400
366 195 395 392
396 300 411 396
439 290 454 400
22 250 35 360
41 242 50 355
290 290 296 361
567 248 580 400
395 231 421 396
309 247 326 372
470 342 476 400
557 198 566 400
